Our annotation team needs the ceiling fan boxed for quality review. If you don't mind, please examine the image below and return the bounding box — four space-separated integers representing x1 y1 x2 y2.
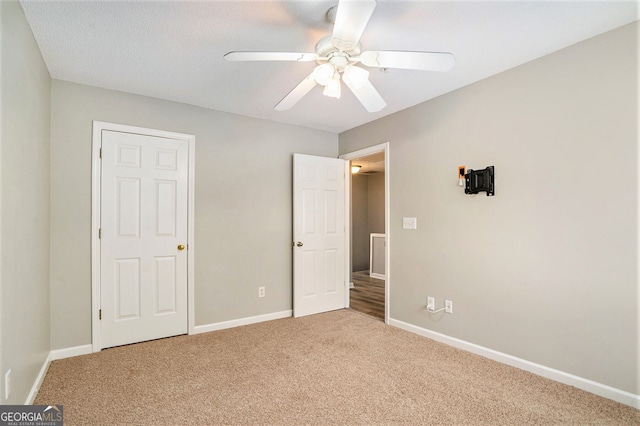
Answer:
224 0 455 113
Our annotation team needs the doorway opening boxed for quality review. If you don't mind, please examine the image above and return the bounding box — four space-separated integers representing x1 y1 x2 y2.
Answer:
340 143 389 323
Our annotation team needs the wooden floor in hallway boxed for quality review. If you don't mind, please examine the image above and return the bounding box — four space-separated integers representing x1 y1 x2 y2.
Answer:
349 270 385 320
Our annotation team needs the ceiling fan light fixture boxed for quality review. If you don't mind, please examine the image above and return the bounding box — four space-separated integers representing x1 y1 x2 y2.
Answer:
313 63 335 86
323 74 341 99
351 165 361 174
224 0 456 113
343 64 369 89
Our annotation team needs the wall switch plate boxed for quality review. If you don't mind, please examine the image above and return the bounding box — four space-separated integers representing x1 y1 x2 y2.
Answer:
402 217 417 229
445 300 453 314
258 286 265 298
4 369 11 400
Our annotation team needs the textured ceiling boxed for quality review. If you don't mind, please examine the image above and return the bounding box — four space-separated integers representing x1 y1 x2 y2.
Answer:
20 0 638 133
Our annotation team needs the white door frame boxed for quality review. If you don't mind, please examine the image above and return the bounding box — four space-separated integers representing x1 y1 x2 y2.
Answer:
340 142 390 324
91 121 196 352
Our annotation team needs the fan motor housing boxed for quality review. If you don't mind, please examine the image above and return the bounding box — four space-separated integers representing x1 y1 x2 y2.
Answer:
315 35 360 63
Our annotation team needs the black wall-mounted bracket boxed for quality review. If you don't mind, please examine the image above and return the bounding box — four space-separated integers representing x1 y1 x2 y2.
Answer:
465 166 494 196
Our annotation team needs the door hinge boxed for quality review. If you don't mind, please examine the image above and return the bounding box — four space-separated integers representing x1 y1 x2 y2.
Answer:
99 228 101 239
99 309 102 320
99 147 102 158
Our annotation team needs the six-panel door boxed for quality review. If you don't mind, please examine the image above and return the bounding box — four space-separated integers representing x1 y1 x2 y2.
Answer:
100 130 188 348
293 154 346 317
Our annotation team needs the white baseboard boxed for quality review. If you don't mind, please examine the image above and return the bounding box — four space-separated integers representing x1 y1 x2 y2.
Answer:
25 352 52 405
51 344 93 360
26 345 93 404
193 310 292 335
388 317 640 409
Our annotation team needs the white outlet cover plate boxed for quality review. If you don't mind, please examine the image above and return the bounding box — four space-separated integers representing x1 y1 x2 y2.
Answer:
4 369 11 400
445 300 453 313
427 297 435 310
402 217 417 229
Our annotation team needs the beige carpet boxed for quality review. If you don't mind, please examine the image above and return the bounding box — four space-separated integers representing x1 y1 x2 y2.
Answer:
36 309 639 425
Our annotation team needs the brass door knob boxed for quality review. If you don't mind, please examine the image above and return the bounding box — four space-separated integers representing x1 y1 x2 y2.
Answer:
296 242 303 247
177 244 185 251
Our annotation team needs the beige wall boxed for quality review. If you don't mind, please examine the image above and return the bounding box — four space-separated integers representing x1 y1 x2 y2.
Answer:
351 173 386 272
368 173 385 235
351 174 369 272
340 22 638 394
49 80 338 350
1 0 51 404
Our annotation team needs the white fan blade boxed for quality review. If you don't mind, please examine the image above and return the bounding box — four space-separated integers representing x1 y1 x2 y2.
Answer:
359 51 455 72
344 78 386 112
274 73 318 111
225 51 319 62
332 0 377 49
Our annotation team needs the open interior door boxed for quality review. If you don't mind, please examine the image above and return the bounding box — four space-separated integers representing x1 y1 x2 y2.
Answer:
293 154 347 317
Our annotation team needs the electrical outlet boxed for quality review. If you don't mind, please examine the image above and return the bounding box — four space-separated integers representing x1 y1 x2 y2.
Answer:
402 217 417 230
427 297 435 311
258 286 265 298
5 369 11 400
445 300 453 314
